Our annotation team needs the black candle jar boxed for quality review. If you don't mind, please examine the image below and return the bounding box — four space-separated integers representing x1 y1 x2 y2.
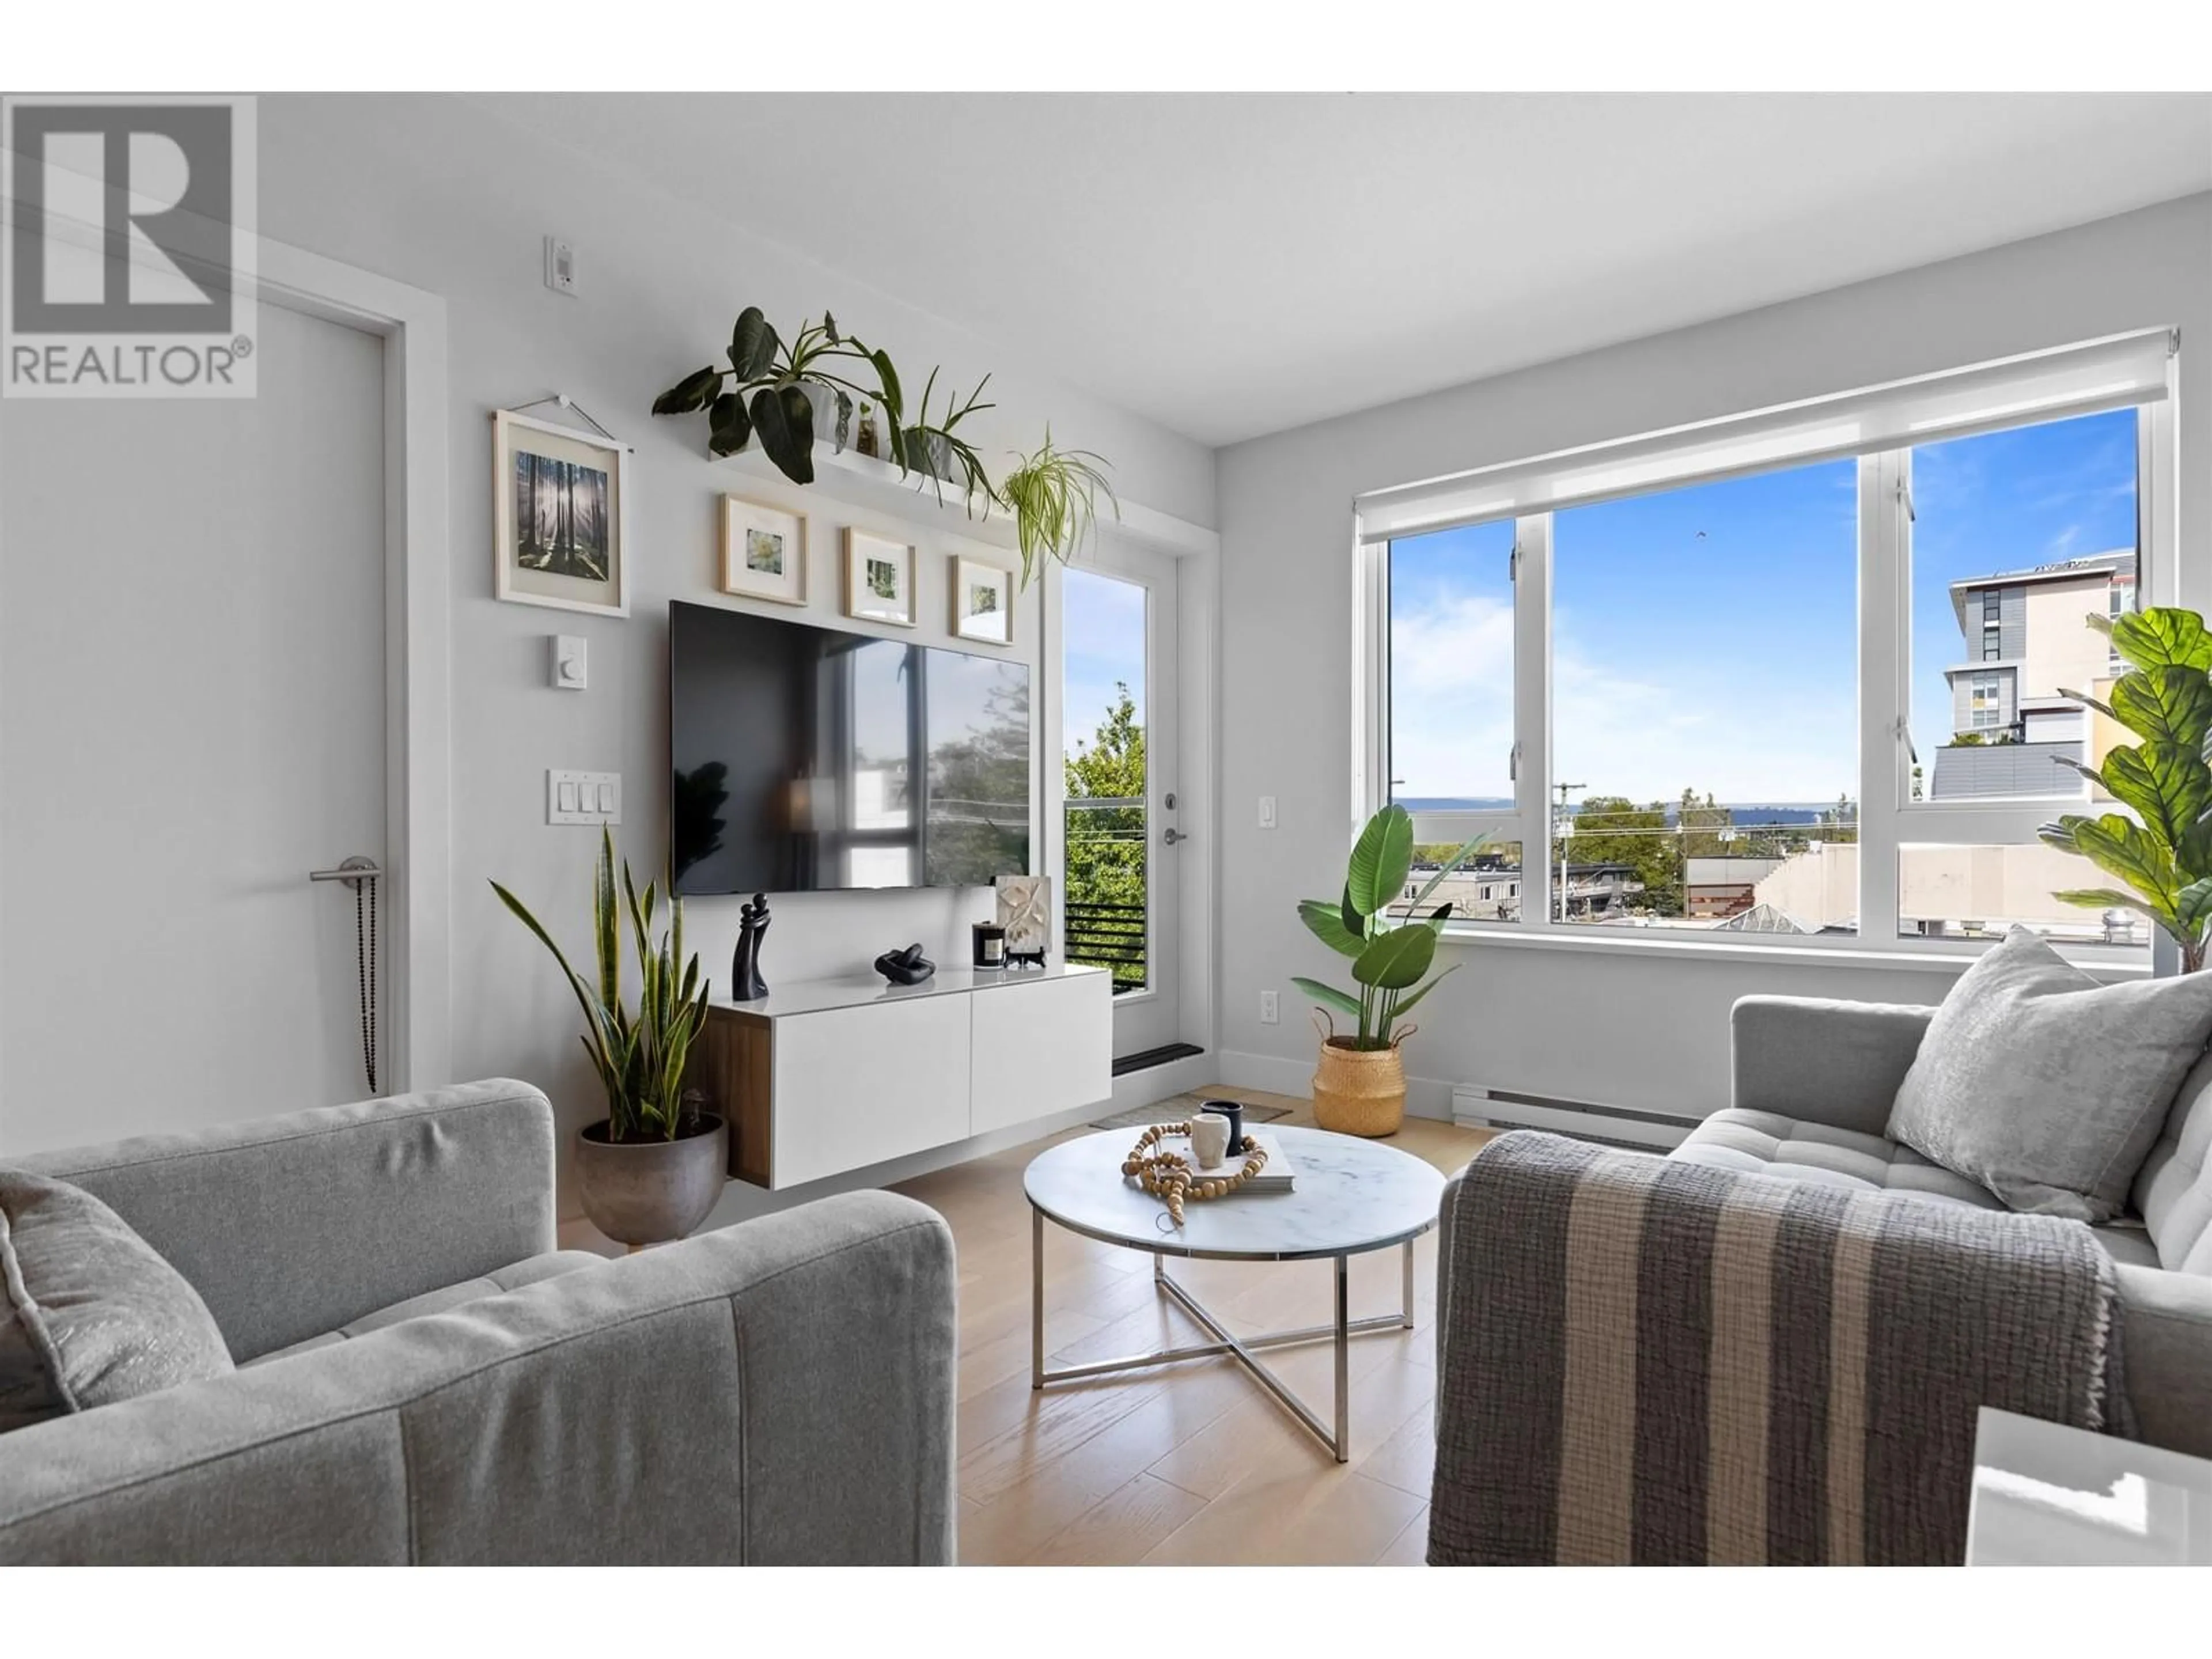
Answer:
971 920 1007 968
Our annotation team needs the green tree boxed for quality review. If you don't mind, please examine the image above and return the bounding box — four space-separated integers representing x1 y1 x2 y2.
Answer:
1572 795 1678 914
1065 684 1147 987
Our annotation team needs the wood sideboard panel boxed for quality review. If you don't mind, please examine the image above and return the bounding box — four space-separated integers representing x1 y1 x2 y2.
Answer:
691 1010 774 1186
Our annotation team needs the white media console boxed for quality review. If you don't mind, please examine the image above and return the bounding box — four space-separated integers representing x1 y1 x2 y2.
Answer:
689 960 1113 1190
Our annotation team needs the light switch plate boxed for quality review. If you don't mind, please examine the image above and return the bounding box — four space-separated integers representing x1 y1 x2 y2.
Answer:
1258 796 1278 830
551 634 587 690
547 769 622 825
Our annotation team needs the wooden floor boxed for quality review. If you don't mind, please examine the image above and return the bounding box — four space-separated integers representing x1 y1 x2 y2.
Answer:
888 1086 1495 1567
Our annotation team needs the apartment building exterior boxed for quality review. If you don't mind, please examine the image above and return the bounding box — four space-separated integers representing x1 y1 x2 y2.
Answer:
1932 548 2134 799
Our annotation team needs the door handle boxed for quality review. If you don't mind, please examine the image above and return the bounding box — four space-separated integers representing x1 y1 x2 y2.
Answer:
1162 828 1190 846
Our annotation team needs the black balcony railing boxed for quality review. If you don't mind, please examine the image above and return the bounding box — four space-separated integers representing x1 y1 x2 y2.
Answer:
1065 797 1147 991
1065 900 1147 990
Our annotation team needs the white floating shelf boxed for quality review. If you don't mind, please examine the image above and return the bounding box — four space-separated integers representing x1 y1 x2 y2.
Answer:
713 436 1218 561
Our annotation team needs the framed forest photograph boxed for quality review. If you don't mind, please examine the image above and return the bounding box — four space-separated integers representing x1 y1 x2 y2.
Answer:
493 408 631 617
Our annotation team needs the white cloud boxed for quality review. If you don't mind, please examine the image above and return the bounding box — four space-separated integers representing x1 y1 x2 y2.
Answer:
1390 595 1857 804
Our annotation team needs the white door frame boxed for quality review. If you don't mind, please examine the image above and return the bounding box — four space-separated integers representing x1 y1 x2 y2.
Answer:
1044 506 1220 1104
20 188 453 1090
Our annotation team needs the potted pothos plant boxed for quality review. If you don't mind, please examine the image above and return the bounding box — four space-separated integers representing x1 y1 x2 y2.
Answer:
492 828 724 1246
652 305 895 483
2043 604 2212 971
1293 804 1485 1135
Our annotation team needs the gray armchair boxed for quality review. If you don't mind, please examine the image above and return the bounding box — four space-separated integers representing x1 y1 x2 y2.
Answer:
1711 995 2212 1458
1430 995 2212 1564
0 1081 957 1564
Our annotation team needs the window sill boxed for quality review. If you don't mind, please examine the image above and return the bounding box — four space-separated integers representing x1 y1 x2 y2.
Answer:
1434 923 2150 982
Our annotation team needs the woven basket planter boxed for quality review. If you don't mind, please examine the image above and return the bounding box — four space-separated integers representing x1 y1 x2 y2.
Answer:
1310 1037 1407 1137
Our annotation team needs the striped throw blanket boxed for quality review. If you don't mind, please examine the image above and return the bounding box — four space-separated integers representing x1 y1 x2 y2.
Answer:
1428 1131 2129 1566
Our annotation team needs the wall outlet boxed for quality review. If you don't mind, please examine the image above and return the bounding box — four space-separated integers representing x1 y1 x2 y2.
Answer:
1259 989 1279 1025
1258 796 1277 830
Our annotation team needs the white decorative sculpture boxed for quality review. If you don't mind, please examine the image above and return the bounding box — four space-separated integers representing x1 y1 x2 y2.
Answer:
995 874 1052 964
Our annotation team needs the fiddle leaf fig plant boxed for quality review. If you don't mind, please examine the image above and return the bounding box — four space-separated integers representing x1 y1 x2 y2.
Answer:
1293 804 1487 1050
2041 605 2212 971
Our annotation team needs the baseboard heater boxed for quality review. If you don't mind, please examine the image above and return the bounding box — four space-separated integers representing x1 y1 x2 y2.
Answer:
1452 1084 1698 1151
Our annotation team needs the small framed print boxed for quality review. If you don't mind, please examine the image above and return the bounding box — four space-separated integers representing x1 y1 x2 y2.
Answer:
720 495 808 605
493 409 631 617
844 528 916 627
950 555 1014 646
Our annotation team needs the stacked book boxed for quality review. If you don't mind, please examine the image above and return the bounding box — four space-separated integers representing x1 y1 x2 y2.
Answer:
1183 1128 1296 1193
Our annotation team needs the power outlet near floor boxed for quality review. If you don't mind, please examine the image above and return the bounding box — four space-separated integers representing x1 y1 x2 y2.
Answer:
1259 989 1279 1025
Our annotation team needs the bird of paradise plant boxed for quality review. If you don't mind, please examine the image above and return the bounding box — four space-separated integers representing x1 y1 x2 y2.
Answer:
1293 804 1487 1050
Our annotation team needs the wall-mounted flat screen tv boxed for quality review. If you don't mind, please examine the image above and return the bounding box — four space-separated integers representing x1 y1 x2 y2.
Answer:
669 600 1032 896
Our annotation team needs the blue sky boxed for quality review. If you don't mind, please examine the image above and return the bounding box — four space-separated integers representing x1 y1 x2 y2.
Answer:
1062 566 1147 771
1389 408 2138 806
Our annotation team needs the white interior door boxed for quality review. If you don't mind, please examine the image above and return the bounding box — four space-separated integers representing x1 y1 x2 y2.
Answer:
1059 542 1183 1059
0 299 389 1153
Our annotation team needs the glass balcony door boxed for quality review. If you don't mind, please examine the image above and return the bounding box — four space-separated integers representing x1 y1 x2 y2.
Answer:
1060 544 1181 1059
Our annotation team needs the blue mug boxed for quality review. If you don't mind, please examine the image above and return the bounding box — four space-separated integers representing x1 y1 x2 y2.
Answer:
1200 1099 1245 1153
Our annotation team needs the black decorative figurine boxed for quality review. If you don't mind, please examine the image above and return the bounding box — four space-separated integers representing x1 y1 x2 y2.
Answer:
873 942 935 987
732 892 771 1001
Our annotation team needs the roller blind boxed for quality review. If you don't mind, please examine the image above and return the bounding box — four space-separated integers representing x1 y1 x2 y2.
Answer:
1357 328 2173 545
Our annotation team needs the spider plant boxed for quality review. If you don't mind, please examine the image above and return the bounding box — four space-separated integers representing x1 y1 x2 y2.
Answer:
651 305 889 484
998 429 1119 588
490 827 713 1142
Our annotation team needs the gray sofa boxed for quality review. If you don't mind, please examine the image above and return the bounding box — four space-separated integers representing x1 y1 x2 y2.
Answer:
0 1080 958 1564
1439 994 2212 1460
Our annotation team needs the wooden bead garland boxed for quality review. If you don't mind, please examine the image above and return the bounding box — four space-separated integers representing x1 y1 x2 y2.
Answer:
1120 1120 1268 1226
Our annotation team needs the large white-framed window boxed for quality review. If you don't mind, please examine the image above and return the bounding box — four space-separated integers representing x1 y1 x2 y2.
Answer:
1355 329 2177 965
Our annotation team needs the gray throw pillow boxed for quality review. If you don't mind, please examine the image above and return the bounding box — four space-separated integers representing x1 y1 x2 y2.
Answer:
1887 926 2212 1221
1 1169 233 1434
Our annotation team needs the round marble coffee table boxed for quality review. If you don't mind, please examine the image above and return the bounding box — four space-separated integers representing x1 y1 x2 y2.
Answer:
1024 1124 1444 1463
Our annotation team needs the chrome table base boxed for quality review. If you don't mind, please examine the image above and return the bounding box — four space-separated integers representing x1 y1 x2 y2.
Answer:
1029 1206 1416 1463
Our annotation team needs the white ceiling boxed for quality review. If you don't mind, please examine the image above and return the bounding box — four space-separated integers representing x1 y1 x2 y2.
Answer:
486 93 2212 448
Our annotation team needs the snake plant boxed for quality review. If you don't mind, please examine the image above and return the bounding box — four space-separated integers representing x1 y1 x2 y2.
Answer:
491 827 713 1141
1293 804 1487 1050
2041 605 2212 971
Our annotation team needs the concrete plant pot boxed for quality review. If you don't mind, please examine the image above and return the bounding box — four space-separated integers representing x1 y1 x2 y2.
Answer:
575 1114 728 1247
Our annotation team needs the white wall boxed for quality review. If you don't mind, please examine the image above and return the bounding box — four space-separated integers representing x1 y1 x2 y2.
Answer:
1214 193 2212 1119
242 94 1216 1213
